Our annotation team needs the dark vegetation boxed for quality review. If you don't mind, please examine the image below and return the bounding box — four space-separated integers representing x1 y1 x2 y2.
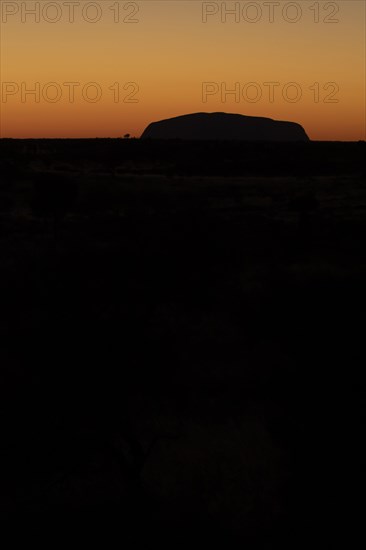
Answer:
0 138 365 545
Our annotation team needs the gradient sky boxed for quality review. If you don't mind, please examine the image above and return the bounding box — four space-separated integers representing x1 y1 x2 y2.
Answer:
1 0 365 140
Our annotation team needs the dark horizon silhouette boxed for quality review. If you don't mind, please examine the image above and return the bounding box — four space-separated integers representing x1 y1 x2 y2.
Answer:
1 0 364 543
1 136 365 546
140 112 310 141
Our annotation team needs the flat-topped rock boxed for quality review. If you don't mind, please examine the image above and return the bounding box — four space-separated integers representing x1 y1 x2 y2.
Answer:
140 112 310 142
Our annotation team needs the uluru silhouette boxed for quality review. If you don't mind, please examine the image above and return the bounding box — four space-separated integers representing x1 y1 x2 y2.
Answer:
141 112 309 142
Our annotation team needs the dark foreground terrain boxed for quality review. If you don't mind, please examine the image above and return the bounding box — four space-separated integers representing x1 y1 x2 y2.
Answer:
0 139 365 545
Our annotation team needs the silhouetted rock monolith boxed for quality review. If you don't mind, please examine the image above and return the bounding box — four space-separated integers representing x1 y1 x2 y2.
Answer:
140 112 309 141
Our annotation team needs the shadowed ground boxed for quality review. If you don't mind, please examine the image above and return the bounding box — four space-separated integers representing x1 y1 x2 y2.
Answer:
0 139 365 545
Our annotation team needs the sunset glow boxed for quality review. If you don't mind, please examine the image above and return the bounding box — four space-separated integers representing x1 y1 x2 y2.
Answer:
1 0 365 140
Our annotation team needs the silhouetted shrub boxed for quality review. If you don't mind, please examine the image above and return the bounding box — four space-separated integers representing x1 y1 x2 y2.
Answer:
0 193 15 214
0 159 20 186
30 172 78 237
289 192 318 215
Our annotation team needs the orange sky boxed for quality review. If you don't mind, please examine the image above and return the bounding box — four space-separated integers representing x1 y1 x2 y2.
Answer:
1 0 365 140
